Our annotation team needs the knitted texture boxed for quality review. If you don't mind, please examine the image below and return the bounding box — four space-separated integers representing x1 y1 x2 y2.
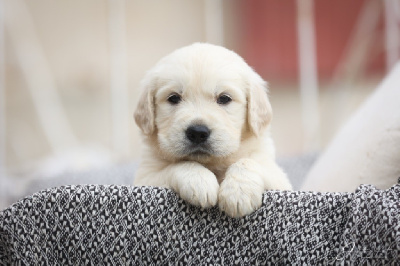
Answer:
1 182 399 265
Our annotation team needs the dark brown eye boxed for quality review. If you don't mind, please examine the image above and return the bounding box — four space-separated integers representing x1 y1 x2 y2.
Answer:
217 94 232 105
167 93 181 105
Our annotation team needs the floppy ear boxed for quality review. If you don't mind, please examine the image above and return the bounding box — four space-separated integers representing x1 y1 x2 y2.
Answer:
247 74 273 137
134 78 155 135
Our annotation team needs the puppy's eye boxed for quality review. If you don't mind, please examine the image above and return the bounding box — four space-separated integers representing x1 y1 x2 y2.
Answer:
167 93 182 105
217 94 232 105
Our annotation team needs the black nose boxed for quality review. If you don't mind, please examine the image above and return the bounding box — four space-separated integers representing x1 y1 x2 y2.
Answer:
186 125 210 144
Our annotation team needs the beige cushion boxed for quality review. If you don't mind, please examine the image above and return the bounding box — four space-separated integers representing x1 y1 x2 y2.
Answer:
302 62 400 192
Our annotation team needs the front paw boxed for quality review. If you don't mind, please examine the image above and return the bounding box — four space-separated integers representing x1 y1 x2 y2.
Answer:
171 162 219 208
218 159 265 218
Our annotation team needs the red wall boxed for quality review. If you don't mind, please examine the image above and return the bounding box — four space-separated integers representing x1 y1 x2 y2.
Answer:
238 0 385 81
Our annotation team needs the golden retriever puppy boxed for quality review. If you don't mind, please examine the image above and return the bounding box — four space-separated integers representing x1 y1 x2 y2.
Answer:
134 43 292 217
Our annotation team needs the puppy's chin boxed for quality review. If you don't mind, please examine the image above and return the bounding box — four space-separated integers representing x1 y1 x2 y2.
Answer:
184 153 212 164
158 142 232 164
182 146 216 163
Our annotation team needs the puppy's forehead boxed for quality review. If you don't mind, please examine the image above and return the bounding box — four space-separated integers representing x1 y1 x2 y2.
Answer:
168 44 247 74
153 44 250 93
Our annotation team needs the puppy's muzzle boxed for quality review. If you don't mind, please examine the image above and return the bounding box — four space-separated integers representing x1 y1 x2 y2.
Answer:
186 125 210 144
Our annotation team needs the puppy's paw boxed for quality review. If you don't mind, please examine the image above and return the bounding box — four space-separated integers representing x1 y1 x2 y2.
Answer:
171 162 219 208
218 159 265 218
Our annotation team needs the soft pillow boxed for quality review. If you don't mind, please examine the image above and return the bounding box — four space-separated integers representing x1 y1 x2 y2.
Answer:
302 62 400 192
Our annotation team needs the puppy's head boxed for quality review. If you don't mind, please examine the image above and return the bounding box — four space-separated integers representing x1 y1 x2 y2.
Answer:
134 43 272 162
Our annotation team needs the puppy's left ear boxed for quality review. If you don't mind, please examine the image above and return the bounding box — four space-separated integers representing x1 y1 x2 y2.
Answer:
134 77 156 135
247 74 273 137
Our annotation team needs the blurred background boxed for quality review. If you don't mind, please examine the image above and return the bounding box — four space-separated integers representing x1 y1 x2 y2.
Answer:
0 0 399 208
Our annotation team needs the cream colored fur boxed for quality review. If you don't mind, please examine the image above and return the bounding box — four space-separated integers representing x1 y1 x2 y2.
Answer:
134 43 291 217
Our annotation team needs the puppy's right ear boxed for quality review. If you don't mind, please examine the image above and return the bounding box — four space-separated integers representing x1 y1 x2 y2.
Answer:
134 78 155 135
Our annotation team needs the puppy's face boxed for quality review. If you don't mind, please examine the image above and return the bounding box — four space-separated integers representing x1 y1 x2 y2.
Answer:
135 43 272 163
154 67 247 162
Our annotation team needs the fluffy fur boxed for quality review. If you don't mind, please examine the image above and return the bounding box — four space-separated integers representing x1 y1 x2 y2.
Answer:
134 43 292 217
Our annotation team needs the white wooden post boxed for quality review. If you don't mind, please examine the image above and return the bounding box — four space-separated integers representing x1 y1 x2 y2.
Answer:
0 0 6 208
296 0 320 152
205 0 224 46
5 0 78 153
108 0 129 159
384 0 400 72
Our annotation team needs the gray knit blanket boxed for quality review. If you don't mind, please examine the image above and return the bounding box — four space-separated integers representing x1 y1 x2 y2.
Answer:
1 181 399 265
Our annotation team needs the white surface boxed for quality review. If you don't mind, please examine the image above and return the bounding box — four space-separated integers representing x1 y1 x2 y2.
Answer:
302 62 400 192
